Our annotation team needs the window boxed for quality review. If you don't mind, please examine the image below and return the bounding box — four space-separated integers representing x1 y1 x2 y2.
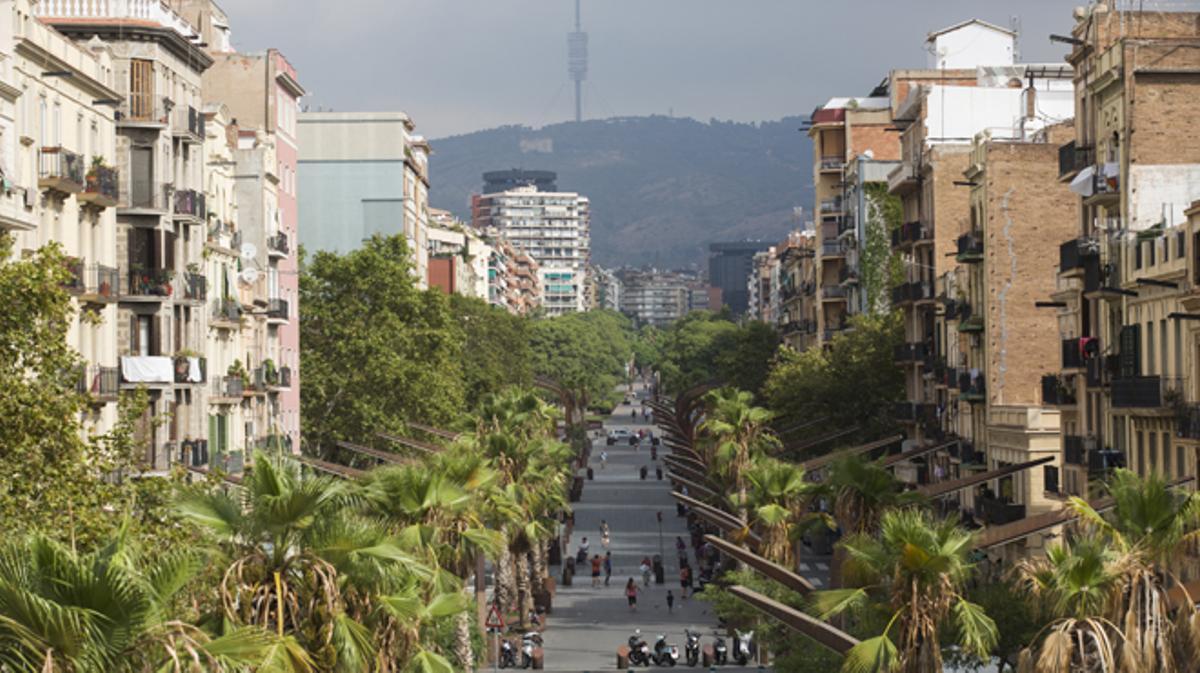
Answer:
38 97 46 147
1136 431 1145 476
1161 319 1168 378
1178 444 1186 479
1178 230 1186 259
1148 432 1158 475
1146 322 1155 375
1176 319 1183 378
1163 433 1172 476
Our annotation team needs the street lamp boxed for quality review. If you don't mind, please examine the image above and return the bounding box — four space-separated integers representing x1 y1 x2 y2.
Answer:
656 510 664 559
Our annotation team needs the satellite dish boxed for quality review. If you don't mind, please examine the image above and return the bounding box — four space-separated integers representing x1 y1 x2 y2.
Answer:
238 268 260 285
239 243 258 260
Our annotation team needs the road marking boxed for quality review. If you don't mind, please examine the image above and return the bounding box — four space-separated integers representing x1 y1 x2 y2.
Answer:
810 578 824 587
799 563 811 571
816 562 829 571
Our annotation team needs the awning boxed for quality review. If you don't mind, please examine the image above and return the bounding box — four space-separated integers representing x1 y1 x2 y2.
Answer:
1069 165 1096 196
918 456 1054 499
727 586 859 656
800 434 903 472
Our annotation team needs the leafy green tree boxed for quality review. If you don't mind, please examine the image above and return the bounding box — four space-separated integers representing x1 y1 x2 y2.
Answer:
764 312 903 443
653 311 779 396
742 457 828 567
825 456 924 588
447 295 532 410
713 320 780 394
526 310 632 415
300 235 465 455
699 387 779 522
813 508 997 673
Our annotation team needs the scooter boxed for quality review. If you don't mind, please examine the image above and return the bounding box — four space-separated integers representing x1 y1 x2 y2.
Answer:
652 634 679 666
733 629 754 666
684 630 700 667
628 631 652 666
711 634 728 665
498 638 517 668
520 631 543 669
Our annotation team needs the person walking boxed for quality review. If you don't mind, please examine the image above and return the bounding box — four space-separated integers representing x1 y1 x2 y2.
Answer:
599 450 608 470
666 590 675 613
603 551 612 586
590 555 603 587
625 578 639 611
600 520 611 548
639 557 652 587
679 564 691 599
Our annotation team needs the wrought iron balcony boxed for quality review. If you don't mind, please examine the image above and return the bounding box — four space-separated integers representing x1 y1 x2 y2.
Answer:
212 298 242 324
894 342 929 363
1064 435 1086 466
38 147 85 194
180 272 207 302
79 165 119 207
1059 237 1100 276
958 372 986 403
956 231 984 263
173 189 206 220
267 231 290 256
1062 338 1086 369
211 374 245 399
121 266 172 299
1042 374 1077 406
179 439 210 468
977 497 1026 525
891 281 932 305
1177 404 1200 441
266 298 289 321
76 365 119 402
819 156 844 171
1111 376 1183 409
1088 448 1125 476
1057 141 1094 180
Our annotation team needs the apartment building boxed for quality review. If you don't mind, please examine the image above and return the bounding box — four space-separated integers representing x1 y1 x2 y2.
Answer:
808 95 896 340
618 269 695 327
777 231 818 351
36 0 215 473
201 43 304 456
1049 6 1200 499
427 216 491 300
2 0 122 437
747 247 778 324
486 235 541 315
298 111 430 285
472 183 590 316
842 155 899 315
707 240 771 316
593 265 621 312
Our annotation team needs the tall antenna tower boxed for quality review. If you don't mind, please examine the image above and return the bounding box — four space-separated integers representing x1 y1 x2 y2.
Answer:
567 0 588 123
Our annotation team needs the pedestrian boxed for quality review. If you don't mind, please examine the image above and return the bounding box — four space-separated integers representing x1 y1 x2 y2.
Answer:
604 551 612 586
639 557 652 587
680 564 691 599
591 554 602 588
625 578 639 611
666 590 675 613
600 520 611 548
599 450 608 470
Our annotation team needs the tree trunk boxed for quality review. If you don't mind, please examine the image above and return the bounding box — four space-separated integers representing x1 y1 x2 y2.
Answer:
515 551 532 628
532 539 548 588
455 608 475 672
475 554 489 664
497 543 516 614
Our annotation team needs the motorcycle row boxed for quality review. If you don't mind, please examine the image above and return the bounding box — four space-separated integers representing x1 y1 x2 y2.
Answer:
626 629 754 667
497 631 544 669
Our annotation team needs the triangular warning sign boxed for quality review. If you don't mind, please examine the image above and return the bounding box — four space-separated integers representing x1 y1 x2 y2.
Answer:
485 602 505 629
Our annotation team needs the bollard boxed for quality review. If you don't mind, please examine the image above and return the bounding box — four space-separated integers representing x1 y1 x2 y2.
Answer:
639 466 647 480
587 467 594 480
655 466 663 480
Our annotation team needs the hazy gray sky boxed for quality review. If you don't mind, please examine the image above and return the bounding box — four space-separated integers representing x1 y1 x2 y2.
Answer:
223 1 1080 139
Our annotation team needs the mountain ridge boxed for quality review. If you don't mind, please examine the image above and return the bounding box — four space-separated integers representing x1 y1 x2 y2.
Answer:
429 115 812 269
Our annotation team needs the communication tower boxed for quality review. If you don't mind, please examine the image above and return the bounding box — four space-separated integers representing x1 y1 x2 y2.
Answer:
567 0 587 122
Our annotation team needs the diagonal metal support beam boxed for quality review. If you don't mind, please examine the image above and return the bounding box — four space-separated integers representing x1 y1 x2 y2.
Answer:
780 426 860 456
377 432 441 454
704 534 813 594
799 434 903 472
407 422 460 441
337 440 414 464
727 586 860 656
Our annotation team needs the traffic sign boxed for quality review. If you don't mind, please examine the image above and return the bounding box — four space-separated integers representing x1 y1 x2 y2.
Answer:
485 602 505 630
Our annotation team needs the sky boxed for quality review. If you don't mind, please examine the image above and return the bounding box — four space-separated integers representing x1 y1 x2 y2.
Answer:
221 1 1085 139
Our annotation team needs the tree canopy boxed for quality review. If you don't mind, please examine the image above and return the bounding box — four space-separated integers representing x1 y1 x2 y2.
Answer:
652 310 780 395
526 309 633 410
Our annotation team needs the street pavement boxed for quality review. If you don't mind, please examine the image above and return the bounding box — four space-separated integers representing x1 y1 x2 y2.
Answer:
537 384 772 672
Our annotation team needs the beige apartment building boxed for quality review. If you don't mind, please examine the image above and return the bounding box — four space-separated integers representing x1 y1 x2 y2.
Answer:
1049 6 1200 500
778 231 817 351
1 0 122 436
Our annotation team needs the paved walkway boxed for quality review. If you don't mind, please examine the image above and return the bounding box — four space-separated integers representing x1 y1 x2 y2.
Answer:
538 384 770 672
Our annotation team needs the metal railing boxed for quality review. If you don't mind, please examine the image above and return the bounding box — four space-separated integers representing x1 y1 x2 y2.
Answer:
1059 237 1100 274
179 439 209 468
1042 374 1077 405
1057 141 1095 179
76 365 119 400
819 156 844 170
956 231 984 262
820 198 843 214
1177 404 1200 441
173 356 207 384
174 105 205 138
212 298 242 323
115 93 169 125
267 298 289 321
894 342 929 362
976 497 1025 525
121 266 172 297
38 147 85 190
211 374 245 398
1111 376 1183 409
82 165 119 204
173 189 206 219
891 281 932 305
181 272 207 301
1064 435 1086 466
267 231 290 255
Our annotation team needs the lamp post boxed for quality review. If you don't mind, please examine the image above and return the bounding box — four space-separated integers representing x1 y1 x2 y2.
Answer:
656 510 664 558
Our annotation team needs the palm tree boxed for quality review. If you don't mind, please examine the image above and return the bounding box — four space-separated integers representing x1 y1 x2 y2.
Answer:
1014 537 1125 673
177 451 465 670
699 387 779 522
1015 468 1200 672
825 455 923 588
0 530 310 672
742 457 829 567
812 508 997 673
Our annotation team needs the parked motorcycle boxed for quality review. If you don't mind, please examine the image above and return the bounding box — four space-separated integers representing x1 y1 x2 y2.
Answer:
733 629 754 666
628 630 652 666
711 634 728 665
652 634 679 666
498 638 517 668
520 631 543 669
684 630 700 667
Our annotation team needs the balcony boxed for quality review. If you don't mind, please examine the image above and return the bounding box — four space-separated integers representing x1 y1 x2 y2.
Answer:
1086 354 1118 388
821 285 848 302
76 365 119 403
1111 376 1182 409
38 147 85 194
78 165 119 208
1059 237 1100 276
1062 338 1086 369
891 221 929 250
1064 435 1086 466
958 372 986 403
211 298 242 328
957 313 984 334
119 356 174 386
1177 404 1200 441
210 374 245 402
120 182 170 213
891 281 932 306
958 440 983 466
268 366 293 390
173 356 207 384
142 441 176 475
78 263 119 304
173 189 206 222
894 342 929 363
820 198 843 214
120 266 172 300
956 232 984 263
1085 167 1120 205
893 401 934 423
819 241 845 259
266 298 289 323
976 497 1026 525
211 450 246 475
173 105 205 143
887 163 918 194
819 156 844 172
1088 448 1125 477
179 272 207 303
1057 141 1095 181
114 93 169 127
1042 374 1077 406
838 264 858 286
267 232 290 257
179 439 210 468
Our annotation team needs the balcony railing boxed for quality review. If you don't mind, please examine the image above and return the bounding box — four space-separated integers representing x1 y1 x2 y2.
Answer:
894 342 929 363
893 401 934 422
1177 404 1200 441
1086 354 1118 388
838 264 858 286
38 147 86 193
179 439 210 468
820 241 845 258
173 189 206 220
891 281 932 305
121 266 173 298
267 298 289 321
1088 448 1125 476
1112 376 1183 409
1058 141 1095 180
956 232 984 262
958 313 984 333
174 105 205 139
212 298 242 323
82 263 119 301
76 365 119 401
1042 374 1077 405
114 93 169 126
79 165 119 207
180 272 207 301
267 232 290 256
1059 237 1100 275
976 497 1026 525
821 285 848 300
213 450 245 475
173 356 207 384
1062 338 1085 369
1064 435 1086 466
958 372 986 402
121 182 170 211
820 198 843 214
819 156 844 171
211 374 245 399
